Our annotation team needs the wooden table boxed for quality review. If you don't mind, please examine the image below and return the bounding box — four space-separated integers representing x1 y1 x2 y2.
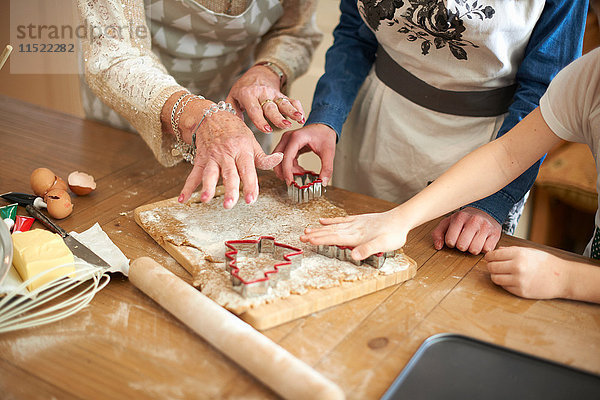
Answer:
0 95 599 399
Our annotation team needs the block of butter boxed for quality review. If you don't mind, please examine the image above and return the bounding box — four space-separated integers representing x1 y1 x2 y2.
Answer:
12 229 75 291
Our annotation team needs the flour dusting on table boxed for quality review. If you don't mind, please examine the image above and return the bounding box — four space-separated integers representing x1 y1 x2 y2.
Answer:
137 183 413 311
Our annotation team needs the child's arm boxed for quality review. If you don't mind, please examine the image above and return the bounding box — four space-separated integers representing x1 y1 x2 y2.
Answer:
301 108 563 260
485 247 600 304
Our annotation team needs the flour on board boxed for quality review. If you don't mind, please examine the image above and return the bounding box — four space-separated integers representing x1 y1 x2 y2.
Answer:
137 183 414 311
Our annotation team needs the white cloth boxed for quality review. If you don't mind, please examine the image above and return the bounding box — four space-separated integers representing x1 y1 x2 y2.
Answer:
334 0 544 203
70 223 130 276
539 48 600 257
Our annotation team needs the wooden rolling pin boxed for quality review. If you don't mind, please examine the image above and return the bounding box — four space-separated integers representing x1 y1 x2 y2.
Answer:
129 257 345 400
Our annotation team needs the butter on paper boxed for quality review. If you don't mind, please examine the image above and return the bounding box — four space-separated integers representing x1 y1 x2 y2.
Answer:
0 223 129 297
12 229 75 291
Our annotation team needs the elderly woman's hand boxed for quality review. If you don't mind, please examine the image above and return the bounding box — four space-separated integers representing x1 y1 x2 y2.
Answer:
226 64 305 133
176 98 283 209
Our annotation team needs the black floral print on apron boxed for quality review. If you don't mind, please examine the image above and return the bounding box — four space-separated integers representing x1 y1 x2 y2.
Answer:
359 0 495 60
591 226 600 260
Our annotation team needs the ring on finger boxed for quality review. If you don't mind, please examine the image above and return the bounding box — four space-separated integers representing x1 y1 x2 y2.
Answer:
273 97 288 106
260 99 275 108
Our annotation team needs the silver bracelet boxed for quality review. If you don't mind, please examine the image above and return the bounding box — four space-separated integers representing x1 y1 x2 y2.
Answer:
170 91 190 137
184 101 236 164
174 94 204 136
170 93 205 161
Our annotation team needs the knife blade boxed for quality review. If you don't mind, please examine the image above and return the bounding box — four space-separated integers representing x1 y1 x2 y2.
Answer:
63 235 112 269
24 204 111 269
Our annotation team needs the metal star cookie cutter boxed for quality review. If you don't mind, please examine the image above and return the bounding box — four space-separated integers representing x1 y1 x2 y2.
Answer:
316 245 395 269
225 236 303 297
287 172 323 203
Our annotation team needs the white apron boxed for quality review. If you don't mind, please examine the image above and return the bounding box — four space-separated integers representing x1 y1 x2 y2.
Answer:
334 0 544 207
80 0 283 148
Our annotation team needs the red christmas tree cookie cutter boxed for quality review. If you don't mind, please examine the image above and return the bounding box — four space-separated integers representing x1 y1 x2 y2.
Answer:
225 236 303 297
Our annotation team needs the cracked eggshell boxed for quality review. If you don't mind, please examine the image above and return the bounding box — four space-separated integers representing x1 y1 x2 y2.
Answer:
44 189 73 219
68 171 96 196
53 176 69 192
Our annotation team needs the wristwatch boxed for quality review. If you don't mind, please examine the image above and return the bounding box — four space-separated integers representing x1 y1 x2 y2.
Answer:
255 61 287 90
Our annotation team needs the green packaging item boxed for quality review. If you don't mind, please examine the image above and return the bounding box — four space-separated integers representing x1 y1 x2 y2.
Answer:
0 203 17 222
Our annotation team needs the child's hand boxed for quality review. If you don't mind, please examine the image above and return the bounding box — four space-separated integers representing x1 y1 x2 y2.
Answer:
300 210 408 261
484 246 569 299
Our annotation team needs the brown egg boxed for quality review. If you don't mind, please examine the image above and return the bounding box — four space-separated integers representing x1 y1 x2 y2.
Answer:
44 189 73 219
30 168 69 196
68 171 96 196
30 168 56 196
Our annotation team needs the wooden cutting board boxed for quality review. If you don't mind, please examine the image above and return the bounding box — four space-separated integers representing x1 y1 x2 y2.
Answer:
134 195 417 330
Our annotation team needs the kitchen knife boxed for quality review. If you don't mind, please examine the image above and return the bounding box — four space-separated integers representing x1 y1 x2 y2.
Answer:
23 204 111 270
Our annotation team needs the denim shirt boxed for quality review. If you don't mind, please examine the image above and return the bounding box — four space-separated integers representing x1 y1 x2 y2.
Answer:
306 0 587 224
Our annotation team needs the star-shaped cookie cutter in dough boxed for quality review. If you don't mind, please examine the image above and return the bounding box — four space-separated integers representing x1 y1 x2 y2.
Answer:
287 172 323 203
317 245 395 269
225 236 304 297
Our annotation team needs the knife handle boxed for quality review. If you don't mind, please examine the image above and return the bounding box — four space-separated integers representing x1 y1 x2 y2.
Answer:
25 204 68 238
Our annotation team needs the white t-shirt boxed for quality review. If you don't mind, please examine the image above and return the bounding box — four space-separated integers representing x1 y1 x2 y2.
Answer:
539 48 600 257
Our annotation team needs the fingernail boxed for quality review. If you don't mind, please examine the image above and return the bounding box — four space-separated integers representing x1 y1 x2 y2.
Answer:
200 191 209 202
283 120 292 126
264 125 272 133
224 198 233 209
178 194 185 203
294 112 302 118
321 177 329 187
300 118 305 124
245 193 254 204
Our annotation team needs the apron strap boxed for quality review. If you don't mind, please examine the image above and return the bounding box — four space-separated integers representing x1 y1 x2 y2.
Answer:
374 46 517 117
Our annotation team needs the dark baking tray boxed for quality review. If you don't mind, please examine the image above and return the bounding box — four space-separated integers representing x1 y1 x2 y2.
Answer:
382 333 600 400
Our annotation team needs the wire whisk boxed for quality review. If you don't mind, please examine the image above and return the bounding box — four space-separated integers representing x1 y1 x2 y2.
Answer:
0 262 110 333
